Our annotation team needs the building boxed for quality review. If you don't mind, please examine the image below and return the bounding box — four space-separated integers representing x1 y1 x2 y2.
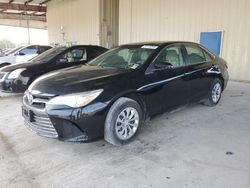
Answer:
46 0 250 82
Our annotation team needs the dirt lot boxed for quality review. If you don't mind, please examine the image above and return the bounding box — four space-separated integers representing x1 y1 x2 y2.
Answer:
0 81 249 188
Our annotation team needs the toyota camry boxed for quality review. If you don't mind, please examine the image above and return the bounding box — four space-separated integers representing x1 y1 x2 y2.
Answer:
22 42 229 146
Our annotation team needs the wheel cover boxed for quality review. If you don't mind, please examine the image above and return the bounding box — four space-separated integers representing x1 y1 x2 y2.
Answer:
115 107 139 140
212 83 222 103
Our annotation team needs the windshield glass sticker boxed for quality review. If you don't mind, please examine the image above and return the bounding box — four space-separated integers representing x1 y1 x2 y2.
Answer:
141 45 159 49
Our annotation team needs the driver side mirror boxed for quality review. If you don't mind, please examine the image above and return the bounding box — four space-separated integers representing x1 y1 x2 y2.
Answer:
15 51 25 56
154 60 173 70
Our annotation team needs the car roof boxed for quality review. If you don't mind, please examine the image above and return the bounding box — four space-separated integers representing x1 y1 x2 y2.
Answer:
120 41 200 47
67 45 106 48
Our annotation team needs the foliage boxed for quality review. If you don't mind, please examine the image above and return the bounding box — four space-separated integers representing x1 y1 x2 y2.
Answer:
0 39 16 49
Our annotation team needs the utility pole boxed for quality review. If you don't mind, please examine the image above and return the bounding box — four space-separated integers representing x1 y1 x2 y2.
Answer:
27 17 31 44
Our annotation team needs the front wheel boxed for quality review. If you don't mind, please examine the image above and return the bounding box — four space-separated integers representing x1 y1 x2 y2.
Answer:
104 97 143 146
203 78 223 106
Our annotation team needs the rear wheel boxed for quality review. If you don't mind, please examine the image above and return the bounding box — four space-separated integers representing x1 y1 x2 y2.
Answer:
104 97 143 146
203 78 223 106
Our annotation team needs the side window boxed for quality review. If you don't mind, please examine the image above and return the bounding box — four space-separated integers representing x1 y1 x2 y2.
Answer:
19 46 39 55
56 48 87 64
186 45 206 64
203 50 213 62
155 46 184 68
39 46 52 54
90 48 107 58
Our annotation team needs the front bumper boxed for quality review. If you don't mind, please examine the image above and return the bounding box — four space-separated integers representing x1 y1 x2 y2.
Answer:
0 78 27 93
23 108 59 138
22 93 109 142
223 69 229 90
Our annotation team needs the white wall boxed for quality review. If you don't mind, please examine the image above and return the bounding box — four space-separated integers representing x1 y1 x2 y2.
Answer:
119 0 250 81
47 0 100 45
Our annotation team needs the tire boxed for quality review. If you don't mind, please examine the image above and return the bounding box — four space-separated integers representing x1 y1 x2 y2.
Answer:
203 78 223 106
104 97 143 146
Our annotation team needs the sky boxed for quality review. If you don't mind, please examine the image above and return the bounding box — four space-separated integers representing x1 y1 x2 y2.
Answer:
0 25 49 45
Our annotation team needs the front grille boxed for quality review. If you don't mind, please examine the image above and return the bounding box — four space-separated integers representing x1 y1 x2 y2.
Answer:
23 92 58 138
24 113 58 138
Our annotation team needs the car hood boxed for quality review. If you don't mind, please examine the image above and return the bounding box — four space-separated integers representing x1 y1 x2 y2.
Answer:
28 65 131 96
1 60 45 72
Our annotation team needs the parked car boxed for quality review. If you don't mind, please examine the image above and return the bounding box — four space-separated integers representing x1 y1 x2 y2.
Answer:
0 45 108 93
0 48 12 57
0 46 24 58
0 45 52 68
22 42 229 145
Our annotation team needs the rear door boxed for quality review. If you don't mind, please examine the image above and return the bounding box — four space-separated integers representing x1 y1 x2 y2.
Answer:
183 44 214 103
143 44 190 115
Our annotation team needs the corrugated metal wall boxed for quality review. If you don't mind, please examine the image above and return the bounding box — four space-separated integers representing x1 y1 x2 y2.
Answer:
47 0 100 45
119 0 250 81
99 0 119 48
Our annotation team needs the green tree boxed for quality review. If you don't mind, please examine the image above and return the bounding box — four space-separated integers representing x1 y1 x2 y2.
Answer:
0 39 16 49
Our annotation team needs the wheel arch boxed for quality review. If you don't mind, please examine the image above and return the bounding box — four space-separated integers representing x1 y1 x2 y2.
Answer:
107 90 147 121
212 74 225 91
207 67 225 91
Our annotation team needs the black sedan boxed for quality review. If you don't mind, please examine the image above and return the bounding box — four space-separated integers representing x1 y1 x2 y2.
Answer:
0 45 107 93
22 42 229 146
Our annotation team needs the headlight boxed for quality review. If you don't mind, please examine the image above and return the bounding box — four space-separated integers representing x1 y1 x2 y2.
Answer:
0 72 8 82
47 89 103 108
8 68 26 79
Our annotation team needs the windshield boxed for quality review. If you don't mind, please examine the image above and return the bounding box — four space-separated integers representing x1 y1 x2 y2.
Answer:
88 45 158 69
32 47 66 62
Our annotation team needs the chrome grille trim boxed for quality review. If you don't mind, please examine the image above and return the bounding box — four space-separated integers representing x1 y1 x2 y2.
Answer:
23 93 50 111
32 98 49 104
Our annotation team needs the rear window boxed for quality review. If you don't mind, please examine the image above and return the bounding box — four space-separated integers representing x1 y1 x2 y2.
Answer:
203 50 213 62
186 45 206 64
